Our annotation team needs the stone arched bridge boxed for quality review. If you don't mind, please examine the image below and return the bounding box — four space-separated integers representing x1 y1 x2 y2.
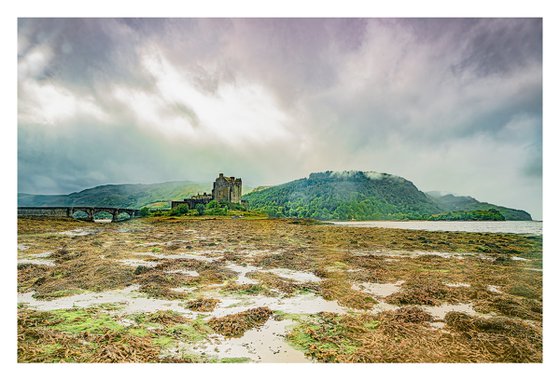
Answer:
18 206 140 222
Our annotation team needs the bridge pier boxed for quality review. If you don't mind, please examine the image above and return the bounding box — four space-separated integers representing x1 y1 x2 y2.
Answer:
112 210 119 222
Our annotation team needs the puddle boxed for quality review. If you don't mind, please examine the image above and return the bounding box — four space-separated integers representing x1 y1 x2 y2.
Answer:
165 240 192 246
170 286 197 294
190 318 309 363
352 281 404 298
117 227 146 233
225 263 260 285
18 244 30 251
422 303 477 320
351 250 467 259
94 219 112 224
408 251 482 259
18 258 56 267
32 251 52 258
165 269 199 277
444 283 471 288
511 256 528 261
524 268 542 272
18 251 55 267
238 249 284 259
118 259 159 268
264 268 321 283
19 251 53 259
17 285 197 317
487 285 502 294
430 322 446 329
137 252 221 263
369 301 401 314
137 242 161 247
59 229 98 237
210 293 346 318
351 249 489 261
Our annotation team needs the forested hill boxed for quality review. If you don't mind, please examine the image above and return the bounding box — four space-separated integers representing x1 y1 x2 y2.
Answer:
18 181 210 209
242 171 440 220
242 171 532 221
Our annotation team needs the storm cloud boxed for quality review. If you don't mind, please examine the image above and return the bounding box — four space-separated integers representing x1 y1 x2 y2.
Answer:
18 18 542 219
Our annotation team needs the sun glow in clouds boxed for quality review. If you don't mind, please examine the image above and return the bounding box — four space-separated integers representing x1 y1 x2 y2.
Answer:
113 52 293 146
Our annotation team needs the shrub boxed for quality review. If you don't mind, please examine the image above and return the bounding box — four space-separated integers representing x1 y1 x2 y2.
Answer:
170 204 190 216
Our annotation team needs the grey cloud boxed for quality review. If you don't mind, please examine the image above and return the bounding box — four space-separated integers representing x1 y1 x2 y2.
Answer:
17 18 542 219
18 18 155 93
452 19 542 77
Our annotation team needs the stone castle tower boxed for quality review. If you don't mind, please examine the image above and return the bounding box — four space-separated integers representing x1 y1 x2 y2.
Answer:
212 173 242 204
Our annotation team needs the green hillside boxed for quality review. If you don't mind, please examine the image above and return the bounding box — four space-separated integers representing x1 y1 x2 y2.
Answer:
18 181 209 209
243 171 441 220
243 171 532 221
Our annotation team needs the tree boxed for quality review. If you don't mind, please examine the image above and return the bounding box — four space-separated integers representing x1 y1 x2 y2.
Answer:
195 204 205 216
170 204 189 216
139 207 151 217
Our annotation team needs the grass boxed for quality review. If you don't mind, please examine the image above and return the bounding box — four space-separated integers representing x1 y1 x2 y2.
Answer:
18 305 216 363
287 312 378 362
221 283 268 296
48 308 124 334
287 307 542 362
18 306 161 362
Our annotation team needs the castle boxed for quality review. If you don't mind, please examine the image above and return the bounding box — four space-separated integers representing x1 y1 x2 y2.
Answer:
212 173 242 204
171 173 242 209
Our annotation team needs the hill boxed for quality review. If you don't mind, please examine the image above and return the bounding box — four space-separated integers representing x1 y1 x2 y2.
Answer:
426 192 532 221
242 171 532 221
18 181 209 209
242 171 440 220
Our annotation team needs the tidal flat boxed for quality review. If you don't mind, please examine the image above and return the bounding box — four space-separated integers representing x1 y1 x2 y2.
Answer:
17 217 542 363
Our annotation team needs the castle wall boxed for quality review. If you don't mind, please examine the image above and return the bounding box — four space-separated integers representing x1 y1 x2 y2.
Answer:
212 174 242 204
230 180 242 203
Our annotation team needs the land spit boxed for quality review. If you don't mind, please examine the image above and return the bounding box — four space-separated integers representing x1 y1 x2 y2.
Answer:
18 217 542 363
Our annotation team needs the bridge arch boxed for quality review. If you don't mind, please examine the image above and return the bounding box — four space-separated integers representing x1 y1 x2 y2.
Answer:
70 207 94 221
71 209 91 220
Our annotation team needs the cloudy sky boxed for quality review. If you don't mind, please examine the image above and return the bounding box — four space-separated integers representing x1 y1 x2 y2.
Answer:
17 18 542 218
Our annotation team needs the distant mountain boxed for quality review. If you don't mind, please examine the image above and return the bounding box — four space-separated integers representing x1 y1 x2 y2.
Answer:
18 181 210 209
242 170 532 221
426 192 532 221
